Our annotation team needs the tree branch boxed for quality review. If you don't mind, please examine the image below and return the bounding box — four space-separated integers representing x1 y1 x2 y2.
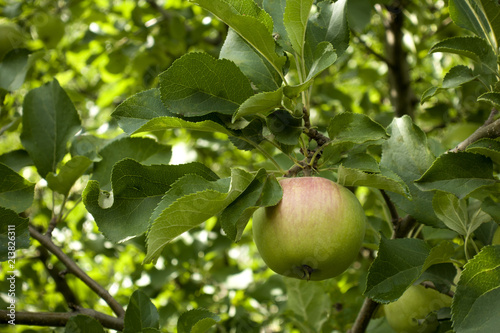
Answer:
348 298 380 333
29 225 125 318
0 309 124 331
450 108 500 152
37 246 80 307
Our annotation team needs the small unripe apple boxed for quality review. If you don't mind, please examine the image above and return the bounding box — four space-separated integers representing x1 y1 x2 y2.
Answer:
252 177 366 281
493 227 500 245
34 14 64 48
384 284 452 333
0 21 24 60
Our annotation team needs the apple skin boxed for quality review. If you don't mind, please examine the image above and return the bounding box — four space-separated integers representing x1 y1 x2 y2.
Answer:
493 227 500 245
252 177 366 281
384 285 452 333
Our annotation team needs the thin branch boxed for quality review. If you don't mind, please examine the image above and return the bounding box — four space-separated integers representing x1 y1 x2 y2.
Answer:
352 31 394 68
450 108 500 152
29 225 125 318
348 298 380 333
0 309 124 331
37 246 80 307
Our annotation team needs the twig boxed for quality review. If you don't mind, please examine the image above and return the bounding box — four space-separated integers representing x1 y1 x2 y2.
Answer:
29 225 125 318
37 246 80 307
0 309 124 331
352 31 394 68
450 108 500 152
348 298 380 333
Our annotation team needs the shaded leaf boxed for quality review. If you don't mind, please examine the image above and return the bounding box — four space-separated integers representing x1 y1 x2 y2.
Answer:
46 156 92 196
285 278 330 332
112 89 173 135
20 79 82 178
145 168 257 263
220 28 281 92
124 290 159 333
233 88 283 122
83 159 218 243
220 170 282 242
92 137 172 188
478 92 500 110
451 245 500 332
328 112 388 144
0 48 31 91
133 117 235 136
337 165 410 197
177 308 220 333
266 110 303 145
0 207 29 261
380 116 442 227
159 52 254 117
284 0 314 56
415 152 496 198
466 138 500 165
191 0 286 74
0 163 35 213
65 315 105 333
429 36 496 72
364 237 431 303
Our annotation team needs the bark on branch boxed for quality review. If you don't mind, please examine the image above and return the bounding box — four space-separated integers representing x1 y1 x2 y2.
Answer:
0 309 124 331
450 108 500 152
29 225 125 318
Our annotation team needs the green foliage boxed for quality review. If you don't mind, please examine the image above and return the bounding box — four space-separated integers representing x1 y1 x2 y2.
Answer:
0 0 499 332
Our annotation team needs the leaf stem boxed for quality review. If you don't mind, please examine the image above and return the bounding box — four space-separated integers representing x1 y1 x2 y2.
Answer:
240 137 285 175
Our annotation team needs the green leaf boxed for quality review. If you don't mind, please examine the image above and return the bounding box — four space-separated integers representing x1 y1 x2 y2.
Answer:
466 138 500 164
364 237 431 303
421 66 479 104
112 89 174 135
133 117 235 136
83 159 218 243
284 0 314 56
64 315 105 333
340 153 380 173
145 168 257 264
190 0 286 74
124 290 159 333
20 79 82 178
159 52 254 117
233 88 283 122
429 36 496 72
449 0 500 50
46 156 92 196
285 278 331 332
327 112 388 144
415 152 496 198
432 191 470 236
262 0 292 52
92 137 172 188
452 245 500 332
306 0 349 58
478 92 500 110
266 110 303 145
282 80 314 99
380 116 442 228
337 165 410 197
220 170 282 242
0 207 30 261
177 308 220 333
0 48 31 91
306 41 337 81
220 28 281 92
0 163 35 213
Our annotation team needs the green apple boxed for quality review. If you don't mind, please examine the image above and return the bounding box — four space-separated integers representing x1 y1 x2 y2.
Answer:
0 21 24 60
34 14 65 48
493 227 500 245
384 284 452 333
252 177 366 281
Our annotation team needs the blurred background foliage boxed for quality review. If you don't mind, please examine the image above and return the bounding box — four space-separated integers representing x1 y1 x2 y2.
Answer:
0 0 493 332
